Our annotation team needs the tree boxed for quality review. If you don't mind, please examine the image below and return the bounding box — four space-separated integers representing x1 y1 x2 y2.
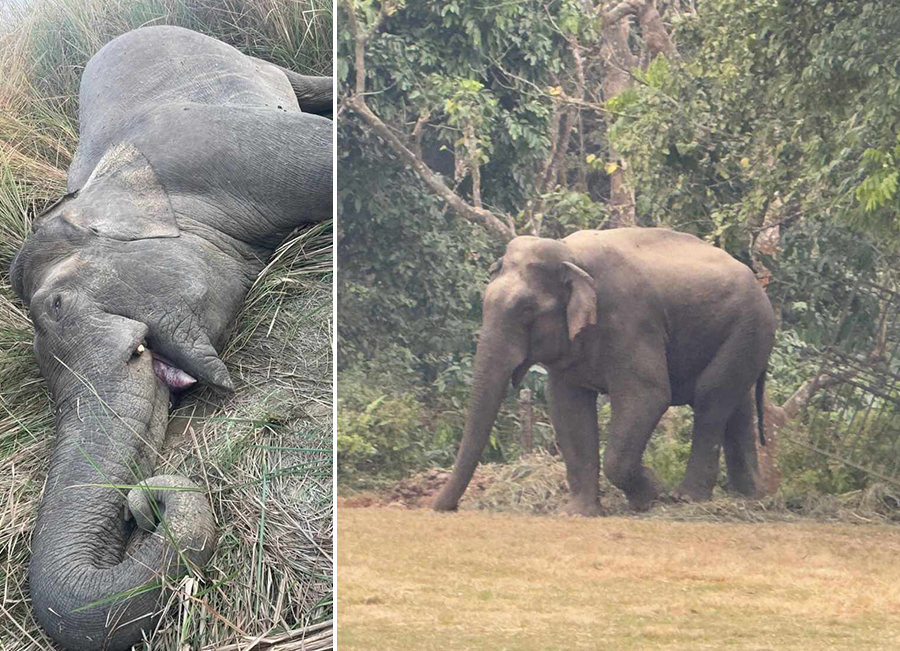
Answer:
338 0 900 488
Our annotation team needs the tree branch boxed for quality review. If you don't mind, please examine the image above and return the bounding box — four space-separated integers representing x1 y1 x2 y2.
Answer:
341 0 516 242
344 0 367 97
601 0 644 26
346 97 516 241
638 0 678 62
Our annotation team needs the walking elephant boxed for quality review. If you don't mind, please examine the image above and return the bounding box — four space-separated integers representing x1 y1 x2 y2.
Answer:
433 228 775 516
11 26 332 651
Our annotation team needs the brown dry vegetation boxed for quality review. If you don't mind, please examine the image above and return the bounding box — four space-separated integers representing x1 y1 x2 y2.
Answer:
337 508 900 651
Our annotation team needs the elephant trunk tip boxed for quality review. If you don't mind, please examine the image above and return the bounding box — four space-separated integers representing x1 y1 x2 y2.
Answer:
431 491 460 512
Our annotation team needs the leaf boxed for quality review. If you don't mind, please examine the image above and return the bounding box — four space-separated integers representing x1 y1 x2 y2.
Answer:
605 162 619 175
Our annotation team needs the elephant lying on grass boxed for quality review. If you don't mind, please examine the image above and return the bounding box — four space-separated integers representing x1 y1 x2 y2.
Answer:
11 26 332 651
433 228 775 516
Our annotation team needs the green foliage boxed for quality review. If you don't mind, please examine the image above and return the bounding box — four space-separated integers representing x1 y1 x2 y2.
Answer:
338 0 580 427
856 138 900 218
337 144 493 374
338 0 572 221
426 76 499 165
777 436 870 501
336 348 547 483
744 0 900 240
339 0 900 493
533 189 610 238
642 410 694 490
337 383 425 478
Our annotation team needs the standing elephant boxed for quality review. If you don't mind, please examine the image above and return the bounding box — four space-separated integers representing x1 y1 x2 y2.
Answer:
11 26 332 651
433 228 775 516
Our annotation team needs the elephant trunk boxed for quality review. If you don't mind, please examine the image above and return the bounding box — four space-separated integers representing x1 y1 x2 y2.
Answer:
28 360 215 651
433 329 526 511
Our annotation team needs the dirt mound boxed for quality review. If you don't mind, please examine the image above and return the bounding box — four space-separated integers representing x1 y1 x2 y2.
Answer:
465 450 573 514
338 494 382 509
384 468 494 508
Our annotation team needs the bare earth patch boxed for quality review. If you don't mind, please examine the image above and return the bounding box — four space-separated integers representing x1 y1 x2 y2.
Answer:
337 507 900 651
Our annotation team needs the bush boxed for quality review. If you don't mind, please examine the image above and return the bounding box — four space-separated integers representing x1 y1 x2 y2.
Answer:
337 389 425 478
337 354 545 484
336 356 463 482
776 430 872 501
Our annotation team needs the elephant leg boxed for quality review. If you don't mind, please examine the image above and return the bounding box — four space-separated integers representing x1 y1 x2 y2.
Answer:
603 389 669 511
723 390 763 497
548 374 600 516
677 333 759 502
675 410 726 502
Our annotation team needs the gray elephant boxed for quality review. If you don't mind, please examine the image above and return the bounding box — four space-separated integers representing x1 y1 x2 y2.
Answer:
11 26 332 651
433 228 775 516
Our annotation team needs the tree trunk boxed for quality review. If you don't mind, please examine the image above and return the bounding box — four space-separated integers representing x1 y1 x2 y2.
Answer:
600 14 638 227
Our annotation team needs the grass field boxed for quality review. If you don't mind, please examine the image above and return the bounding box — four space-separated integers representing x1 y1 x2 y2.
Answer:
0 0 333 648
337 508 900 651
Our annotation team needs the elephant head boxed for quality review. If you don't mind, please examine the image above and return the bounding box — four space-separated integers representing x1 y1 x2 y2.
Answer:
433 236 597 511
12 25 332 651
10 145 228 651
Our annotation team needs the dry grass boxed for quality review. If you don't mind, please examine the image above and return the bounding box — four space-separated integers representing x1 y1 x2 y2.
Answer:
337 508 900 651
0 0 333 648
350 451 900 525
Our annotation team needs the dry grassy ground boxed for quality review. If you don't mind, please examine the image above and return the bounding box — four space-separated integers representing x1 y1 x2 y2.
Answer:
0 0 333 648
338 508 900 651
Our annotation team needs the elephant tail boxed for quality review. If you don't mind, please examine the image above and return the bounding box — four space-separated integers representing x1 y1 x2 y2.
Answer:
756 366 767 446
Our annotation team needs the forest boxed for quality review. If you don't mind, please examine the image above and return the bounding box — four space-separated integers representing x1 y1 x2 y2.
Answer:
337 0 900 510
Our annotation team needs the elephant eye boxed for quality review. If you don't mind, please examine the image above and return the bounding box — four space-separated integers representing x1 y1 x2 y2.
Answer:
48 294 63 321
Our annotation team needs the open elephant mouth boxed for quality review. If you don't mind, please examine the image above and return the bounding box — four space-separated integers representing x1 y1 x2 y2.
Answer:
21 310 219 651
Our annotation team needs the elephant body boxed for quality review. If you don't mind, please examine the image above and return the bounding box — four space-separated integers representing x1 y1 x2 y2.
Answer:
433 228 776 516
12 26 332 651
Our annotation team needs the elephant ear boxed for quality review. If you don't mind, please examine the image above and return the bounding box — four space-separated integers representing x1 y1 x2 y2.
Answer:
562 261 597 341
61 143 179 241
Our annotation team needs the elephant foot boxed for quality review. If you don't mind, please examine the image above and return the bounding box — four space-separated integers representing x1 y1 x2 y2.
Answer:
562 496 602 517
625 490 658 512
726 475 763 499
612 467 662 512
624 473 663 512
671 481 714 503
431 492 460 512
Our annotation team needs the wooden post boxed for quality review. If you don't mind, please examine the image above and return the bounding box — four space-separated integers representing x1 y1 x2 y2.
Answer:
519 388 533 453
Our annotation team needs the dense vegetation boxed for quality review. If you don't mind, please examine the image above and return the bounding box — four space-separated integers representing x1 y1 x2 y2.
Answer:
337 0 900 499
0 1 333 649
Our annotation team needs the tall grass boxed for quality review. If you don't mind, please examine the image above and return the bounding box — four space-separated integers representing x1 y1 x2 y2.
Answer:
0 0 333 648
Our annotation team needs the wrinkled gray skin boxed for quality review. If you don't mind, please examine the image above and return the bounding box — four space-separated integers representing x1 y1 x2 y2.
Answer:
11 26 331 651
433 228 775 516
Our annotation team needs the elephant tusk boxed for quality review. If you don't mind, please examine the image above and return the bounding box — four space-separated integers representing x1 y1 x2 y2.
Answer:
136 344 146 355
